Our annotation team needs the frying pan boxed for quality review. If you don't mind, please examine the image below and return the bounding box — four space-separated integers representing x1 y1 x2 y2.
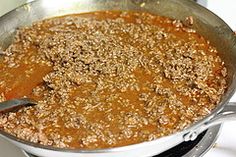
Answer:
0 0 236 157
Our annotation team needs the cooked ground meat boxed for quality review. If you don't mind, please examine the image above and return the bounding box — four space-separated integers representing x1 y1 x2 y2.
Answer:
0 11 227 149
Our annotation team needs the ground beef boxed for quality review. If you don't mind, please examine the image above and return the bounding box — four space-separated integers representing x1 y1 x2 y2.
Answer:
0 11 227 149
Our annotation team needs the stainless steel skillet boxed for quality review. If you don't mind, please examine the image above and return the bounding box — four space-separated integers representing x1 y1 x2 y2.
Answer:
0 0 236 157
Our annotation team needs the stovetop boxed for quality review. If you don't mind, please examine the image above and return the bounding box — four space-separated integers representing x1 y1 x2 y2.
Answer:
200 1 236 156
22 125 221 157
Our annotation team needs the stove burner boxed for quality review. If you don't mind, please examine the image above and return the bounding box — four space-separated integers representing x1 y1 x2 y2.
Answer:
156 130 206 157
23 125 221 157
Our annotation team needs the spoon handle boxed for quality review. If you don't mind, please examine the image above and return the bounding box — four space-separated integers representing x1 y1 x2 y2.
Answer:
0 98 36 113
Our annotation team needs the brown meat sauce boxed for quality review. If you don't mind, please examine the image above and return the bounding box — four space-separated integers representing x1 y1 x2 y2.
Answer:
0 11 227 149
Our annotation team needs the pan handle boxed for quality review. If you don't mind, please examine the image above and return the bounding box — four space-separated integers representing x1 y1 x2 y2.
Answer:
183 102 236 141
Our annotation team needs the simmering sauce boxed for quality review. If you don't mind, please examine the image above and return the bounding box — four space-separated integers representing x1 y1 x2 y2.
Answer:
0 11 227 149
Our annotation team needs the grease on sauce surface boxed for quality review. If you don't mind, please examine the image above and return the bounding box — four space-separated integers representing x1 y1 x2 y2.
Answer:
0 11 227 149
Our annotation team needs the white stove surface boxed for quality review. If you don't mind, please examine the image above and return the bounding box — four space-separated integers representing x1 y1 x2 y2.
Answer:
0 0 236 157
199 1 236 156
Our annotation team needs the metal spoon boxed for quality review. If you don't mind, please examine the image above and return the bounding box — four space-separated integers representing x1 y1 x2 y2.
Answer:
0 50 36 113
0 98 37 114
